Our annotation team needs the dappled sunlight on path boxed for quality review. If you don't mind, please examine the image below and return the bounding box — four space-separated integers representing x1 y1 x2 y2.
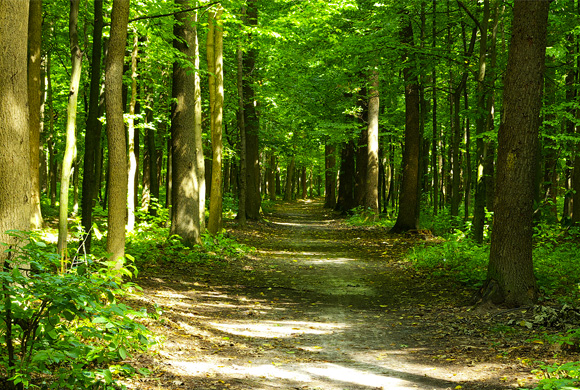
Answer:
131 200 530 389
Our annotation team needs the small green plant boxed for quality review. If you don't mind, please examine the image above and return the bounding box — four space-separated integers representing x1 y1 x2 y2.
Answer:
0 231 154 389
530 361 580 389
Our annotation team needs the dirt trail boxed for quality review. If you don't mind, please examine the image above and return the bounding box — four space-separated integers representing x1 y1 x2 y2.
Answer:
131 200 534 390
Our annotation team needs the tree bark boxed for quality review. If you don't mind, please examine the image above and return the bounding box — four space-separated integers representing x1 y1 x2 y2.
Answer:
57 0 82 264
126 31 139 232
80 0 103 253
244 0 261 220
284 157 295 202
364 68 380 218
105 0 129 266
390 16 421 233
335 140 356 213
207 5 224 235
483 0 549 307
0 0 30 264
28 0 43 229
236 35 247 225
170 0 204 245
324 143 337 209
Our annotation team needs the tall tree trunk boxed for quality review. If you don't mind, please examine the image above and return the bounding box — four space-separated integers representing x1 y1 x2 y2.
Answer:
284 156 295 201
335 140 356 213
431 0 439 216
127 31 139 232
324 143 337 209
236 34 247 225
483 0 549 307
105 0 129 266
28 0 43 229
80 0 103 253
244 0 261 220
390 15 421 233
57 0 82 265
364 68 380 218
0 0 31 265
268 154 276 201
207 5 224 235
193 15 205 232
170 0 203 245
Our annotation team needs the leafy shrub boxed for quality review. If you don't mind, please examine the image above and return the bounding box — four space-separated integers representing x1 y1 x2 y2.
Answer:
0 231 154 389
530 361 580 390
408 237 489 288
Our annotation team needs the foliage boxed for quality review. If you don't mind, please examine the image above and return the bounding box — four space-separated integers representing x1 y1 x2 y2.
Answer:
125 207 254 268
529 361 580 390
346 206 396 227
408 236 489 289
0 231 154 389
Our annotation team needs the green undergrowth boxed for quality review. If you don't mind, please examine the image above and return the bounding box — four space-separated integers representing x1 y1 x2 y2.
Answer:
126 207 255 268
0 231 156 390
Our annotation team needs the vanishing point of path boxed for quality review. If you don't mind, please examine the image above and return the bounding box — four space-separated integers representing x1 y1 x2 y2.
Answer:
131 200 535 390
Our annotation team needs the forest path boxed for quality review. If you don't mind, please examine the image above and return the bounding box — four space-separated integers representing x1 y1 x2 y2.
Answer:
130 200 533 390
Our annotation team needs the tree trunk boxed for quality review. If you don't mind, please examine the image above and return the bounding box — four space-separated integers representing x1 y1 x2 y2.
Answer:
0 0 31 265
57 0 82 264
335 140 356 213
105 0 129 266
244 0 261 220
300 167 307 199
284 157 295 201
483 0 549 307
127 31 139 232
268 154 276 201
170 0 204 245
207 5 224 235
80 0 103 253
28 0 43 229
390 16 421 233
236 38 247 225
364 68 380 218
324 143 337 209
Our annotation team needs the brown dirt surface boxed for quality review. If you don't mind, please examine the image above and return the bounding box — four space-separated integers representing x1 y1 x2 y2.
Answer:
123 199 577 390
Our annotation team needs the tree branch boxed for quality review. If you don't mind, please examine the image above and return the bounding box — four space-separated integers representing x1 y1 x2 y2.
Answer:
128 1 221 23
456 0 482 33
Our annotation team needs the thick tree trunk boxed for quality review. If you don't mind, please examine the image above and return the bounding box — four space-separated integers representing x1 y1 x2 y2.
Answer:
80 0 103 253
105 0 129 266
207 5 224 235
0 0 31 265
170 0 204 245
57 0 82 263
483 0 549 307
364 68 380 217
28 0 43 229
390 16 421 233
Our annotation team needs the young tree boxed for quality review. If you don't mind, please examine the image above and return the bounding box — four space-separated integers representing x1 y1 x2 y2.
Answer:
207 4 224 234
28 0 43 230
127 31 139 232
57 0 82 263
0 0 30 262
105 0 129 266
482 0 550 307
170 0 205 246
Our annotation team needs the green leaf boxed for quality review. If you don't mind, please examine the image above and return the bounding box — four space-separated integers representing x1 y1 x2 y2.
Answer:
118 346 128 360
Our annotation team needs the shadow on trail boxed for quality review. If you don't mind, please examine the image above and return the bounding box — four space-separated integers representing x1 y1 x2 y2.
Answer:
134 200 519 390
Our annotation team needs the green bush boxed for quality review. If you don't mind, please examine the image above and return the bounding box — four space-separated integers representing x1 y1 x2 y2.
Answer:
0 231 154 389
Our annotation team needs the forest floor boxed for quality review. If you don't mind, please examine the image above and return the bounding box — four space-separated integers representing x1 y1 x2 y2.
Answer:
124 199 572 390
